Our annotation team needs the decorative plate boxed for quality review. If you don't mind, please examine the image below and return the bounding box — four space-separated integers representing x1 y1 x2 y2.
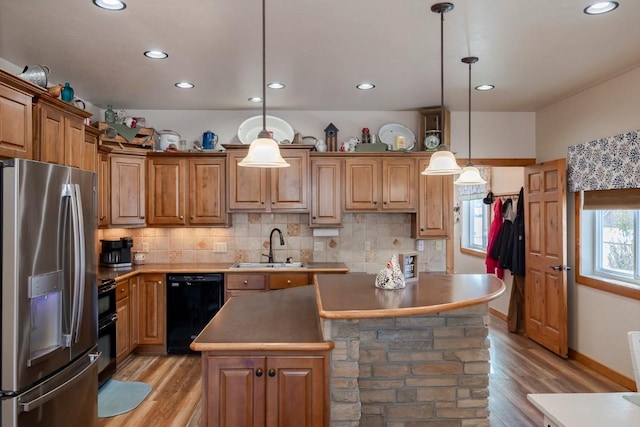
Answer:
237 115 295 144
378 123 416 151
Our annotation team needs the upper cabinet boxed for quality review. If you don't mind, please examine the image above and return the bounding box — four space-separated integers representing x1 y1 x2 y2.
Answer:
82 124 99 173
227 147 310 213
147 154 229 226
33 95 91 169
344 157 416 212
0 76 33 160
310 157 343 227
110 154 146 227
412 158 453 239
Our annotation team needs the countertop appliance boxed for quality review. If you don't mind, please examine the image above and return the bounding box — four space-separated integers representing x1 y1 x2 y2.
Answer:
97 279 117 387
0 159 99 426
100 237 133 269
166 274 224 354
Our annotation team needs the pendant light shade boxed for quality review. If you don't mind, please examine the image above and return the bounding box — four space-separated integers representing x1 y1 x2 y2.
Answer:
239 0 289 168
455 56 486 186
421 2 461 176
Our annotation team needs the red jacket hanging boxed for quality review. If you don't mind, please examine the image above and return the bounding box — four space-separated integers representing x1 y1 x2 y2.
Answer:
486 198 504 278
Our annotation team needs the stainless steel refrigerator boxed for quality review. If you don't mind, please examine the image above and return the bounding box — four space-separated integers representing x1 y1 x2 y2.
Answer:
0 159 99 426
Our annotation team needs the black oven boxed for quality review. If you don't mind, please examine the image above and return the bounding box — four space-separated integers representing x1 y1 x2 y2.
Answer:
97 279 117 387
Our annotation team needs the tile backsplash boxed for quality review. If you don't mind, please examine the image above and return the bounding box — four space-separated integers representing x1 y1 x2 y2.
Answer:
98 213 446 274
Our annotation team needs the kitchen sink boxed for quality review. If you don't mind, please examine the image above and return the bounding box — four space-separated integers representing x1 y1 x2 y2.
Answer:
230 262 307 269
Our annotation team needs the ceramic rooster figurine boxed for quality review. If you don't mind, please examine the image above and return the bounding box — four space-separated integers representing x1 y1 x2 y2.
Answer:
374 255 406 290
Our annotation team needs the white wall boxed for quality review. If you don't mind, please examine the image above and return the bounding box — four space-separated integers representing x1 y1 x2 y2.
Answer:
537 65 640 382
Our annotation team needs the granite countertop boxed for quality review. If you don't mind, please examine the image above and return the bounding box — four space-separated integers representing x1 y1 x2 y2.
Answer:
314 272 505 319
97 262 349 281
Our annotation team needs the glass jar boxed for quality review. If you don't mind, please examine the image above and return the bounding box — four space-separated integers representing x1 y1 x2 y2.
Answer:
104 105 116 123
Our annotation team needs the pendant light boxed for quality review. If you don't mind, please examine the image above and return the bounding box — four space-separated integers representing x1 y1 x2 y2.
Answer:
238 0 289 168
454 56 486 186
421 2 461 176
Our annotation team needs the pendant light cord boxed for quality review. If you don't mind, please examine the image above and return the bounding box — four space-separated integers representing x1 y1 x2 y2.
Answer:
258 0 269 138
439 10 445 146
467 60 471 166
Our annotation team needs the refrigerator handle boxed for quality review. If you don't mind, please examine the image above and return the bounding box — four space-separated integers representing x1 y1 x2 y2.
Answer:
19 352 101 412
73 184 86 343
66 184 82 346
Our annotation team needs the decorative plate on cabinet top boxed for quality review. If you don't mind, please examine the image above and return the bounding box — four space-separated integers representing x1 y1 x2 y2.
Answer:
378 123 416 151
237 115 295 144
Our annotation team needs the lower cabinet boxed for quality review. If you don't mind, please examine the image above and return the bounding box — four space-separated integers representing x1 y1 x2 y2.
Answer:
137 273 166 352
115 279 130 364
203 353 327 427
225 273 315 301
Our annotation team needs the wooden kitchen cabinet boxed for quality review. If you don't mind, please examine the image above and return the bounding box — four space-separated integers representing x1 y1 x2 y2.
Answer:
225 273 266 302
97 152 111 227
129 276 139 351
203 354 326 427
268 273 312 290
82 124 99 173
33 96 91 169
411 158 453 238
147 154 229 226
0 76 33 160
310 157 343 227
344 157 416 211
110 154 146 226
137 273 166 352
227 147 310 212
115 279 130 364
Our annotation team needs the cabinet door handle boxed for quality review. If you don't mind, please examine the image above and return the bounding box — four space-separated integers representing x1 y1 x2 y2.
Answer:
373 201 378 205
190 216 194 220
420 228 425 232
256 369 263 377
287 280 291 284
268 369 276 377
312 216 316 220
383 201 387 205
140 216 145 219
243 280 248 284
179 215 184 220
120 288 125 293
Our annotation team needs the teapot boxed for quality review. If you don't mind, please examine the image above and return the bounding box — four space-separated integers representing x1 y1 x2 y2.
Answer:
315 139 327 152
202 130 218 150
17 65 50 88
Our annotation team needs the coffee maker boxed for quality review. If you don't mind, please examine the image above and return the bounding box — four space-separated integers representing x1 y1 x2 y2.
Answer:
100 237 133 269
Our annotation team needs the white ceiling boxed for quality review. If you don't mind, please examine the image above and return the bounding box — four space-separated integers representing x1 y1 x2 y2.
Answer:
1 0 639 112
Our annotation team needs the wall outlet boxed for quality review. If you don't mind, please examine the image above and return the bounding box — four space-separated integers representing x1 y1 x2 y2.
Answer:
141 242 150 252
213 242 227 253
314 241 324 251
364 241 371 251
435 240 443 251
416 240 425 252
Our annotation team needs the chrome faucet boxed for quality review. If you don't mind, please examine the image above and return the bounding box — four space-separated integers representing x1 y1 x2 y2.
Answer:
264 227 285 263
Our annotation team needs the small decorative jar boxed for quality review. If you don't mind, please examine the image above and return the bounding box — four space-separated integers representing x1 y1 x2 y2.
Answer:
60 82 74 102
104 105 116 123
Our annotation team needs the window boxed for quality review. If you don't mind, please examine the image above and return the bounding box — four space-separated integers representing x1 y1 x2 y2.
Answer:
461 198 490 253
594 210 638 284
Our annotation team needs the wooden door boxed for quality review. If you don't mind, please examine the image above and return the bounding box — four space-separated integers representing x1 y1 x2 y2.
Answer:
110 155 146 226
189 158 228 225
344 158 379 210
204 356 265 427
270 149 309 211
524 159 568 357
147 157 186 225
38 105 65 165
227 150 269 211
97 153 110 227
310 158 342 227
266 356 325 427
381 158 416 211
0 83 32 159
129 276 139 351
138 274 166 348
64 116 84 169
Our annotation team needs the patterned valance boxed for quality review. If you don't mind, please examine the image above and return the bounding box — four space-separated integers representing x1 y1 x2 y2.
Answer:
567 129 640 192
456 166 492 201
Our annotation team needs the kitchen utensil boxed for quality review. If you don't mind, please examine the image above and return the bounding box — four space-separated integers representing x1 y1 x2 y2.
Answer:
16 65 50 87
315 139 327 152
157 130 181 151
237 115 294 144
202 130 218 149
378 123 416 151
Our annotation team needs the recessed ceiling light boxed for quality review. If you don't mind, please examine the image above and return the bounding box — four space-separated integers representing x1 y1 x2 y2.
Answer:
248 97 263 103
267 82 285 89
144 50 168 59
175 82 194 89
356 83 375 90
475 84 495 91
584 1 619 15
92 0 126 11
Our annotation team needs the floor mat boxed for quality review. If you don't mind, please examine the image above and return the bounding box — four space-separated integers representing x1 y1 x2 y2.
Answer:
98 379 152 418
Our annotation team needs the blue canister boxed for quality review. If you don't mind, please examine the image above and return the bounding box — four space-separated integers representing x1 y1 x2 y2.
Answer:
202 130 218 149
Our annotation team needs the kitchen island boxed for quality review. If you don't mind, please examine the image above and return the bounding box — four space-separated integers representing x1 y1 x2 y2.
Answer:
191 272 504 427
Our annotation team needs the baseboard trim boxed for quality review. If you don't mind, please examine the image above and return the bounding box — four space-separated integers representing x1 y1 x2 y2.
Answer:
568 348 637 391
489 307 507 322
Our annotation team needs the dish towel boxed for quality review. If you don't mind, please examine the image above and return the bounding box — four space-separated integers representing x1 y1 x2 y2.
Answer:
109 123 140 142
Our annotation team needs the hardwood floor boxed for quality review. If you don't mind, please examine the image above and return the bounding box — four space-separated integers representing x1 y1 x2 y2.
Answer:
98 316 630 427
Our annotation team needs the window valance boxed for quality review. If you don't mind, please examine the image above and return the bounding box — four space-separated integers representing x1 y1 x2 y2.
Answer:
567 129 640 192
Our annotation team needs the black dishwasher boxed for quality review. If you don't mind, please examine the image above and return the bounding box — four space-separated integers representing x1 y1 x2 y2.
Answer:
166 273 224 354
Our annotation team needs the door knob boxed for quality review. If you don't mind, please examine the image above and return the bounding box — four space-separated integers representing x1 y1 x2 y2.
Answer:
268 369 276 377
256 369 263 377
